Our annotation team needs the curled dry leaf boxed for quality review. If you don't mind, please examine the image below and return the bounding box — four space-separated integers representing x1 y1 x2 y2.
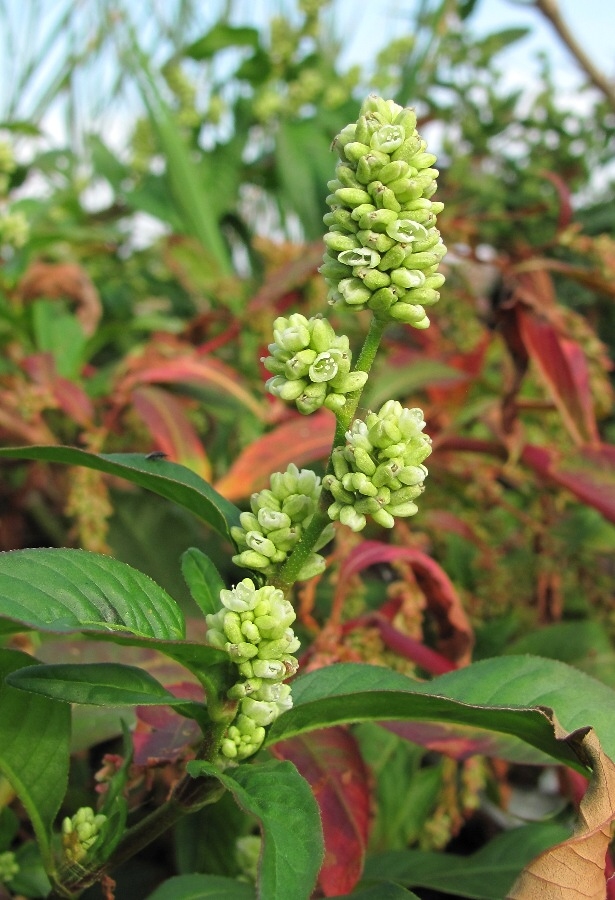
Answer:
508 722 615 899
18 261 102 336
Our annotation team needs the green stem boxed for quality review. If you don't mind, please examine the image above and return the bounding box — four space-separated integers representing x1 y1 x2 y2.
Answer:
273 315 387 593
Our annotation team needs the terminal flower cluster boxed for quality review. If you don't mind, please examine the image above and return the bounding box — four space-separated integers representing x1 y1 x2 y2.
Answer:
61 807 107 863
231 463 334 580
206 579 300 760
320 94 446 327
325 400 432 531
263 313 368 414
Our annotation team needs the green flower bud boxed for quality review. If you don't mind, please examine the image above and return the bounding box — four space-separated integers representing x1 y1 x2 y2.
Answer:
233 550 271 570
323 231 360 253
406 287 441 307
372 508 395 528
370 182 402 213
358 229 396 253
336 164 363 189
245 532 278 559
338 277 372 306
356 150 390 184
350 202 377 221
335 187 372 208
374 243 406 272
328 370 368 393
358 210 399 236
339 505 367 532
356 267 392 291
378 159 410 184
310 316 336 352
296 553 327 581
343 141 371 163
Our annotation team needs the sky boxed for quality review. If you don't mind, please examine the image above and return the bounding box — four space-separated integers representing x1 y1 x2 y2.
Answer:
1 0 613 147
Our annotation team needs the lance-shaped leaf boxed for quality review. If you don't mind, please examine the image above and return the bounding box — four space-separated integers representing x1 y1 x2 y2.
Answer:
272 728 371 897
6 662 206 723
0 649 70 872
522 442 615 527
181 547 225 619
145 873 255 899
188 759 323 900
0 548 185 639
363 821 570 899
131 385 212 481
0 446 241 540
215 410 335 501
265 657 615 769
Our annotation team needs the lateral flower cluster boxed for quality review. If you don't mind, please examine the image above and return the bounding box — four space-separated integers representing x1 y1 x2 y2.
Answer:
206 578 299 760
262 313 368 415
325 400 432 532
320 94 446 327
231 463 334 580
61 807 107 863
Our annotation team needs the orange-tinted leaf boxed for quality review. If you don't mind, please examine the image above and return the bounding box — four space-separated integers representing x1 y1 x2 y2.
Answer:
131 385 212 481
248 240 324 313
22 353 94 426
124 355 265 420
522 443 615 525
272 727 370 897
215 410 335 500
335 541 473 666
508 725 615 899
18 261 102 336
517 306 598 444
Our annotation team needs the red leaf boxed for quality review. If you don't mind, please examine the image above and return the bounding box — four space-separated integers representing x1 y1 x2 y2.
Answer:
215 409 336 500
522 442 615 525
272 728 371 897
131 385 212 481
123 354 265 420
335 541 473 665
133 682 203 765
517 306 598 444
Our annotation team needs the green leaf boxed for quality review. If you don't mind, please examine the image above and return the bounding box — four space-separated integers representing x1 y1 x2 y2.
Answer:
11 841 52 898
266 657 615 769
181 547 225 618
188 760 323 900
31 300 87 378
184 24 260 60
333 885 420 899
146 873 255 899
362 822 570 899
6 662 204 718
0 649 70 871
275 120 333 240
0 548 185 639
0 445 242 540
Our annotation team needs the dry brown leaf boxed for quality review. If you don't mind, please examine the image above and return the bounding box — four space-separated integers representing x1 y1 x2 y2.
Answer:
508 722 615 899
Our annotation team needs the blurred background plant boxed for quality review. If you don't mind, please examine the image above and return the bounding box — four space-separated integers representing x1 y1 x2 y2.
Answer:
1 0 615 897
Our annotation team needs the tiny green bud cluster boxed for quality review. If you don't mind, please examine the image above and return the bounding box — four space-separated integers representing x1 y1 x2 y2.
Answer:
61 807 107 863
206 579 299 760
263 313 368 414
0 141 15 196
0 851 18 885
231 463 334 580
320 94 446 327
325 400 431 531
